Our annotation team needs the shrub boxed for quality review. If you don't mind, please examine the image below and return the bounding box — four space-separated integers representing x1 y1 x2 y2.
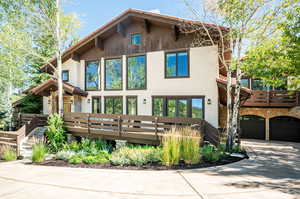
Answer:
55 150 76 160
0 145 17 161
68 152 110 164
231 145 246 153
202 144 221 163
110 145 162 166
32 141 47 163
68 154 83 164
46 114 66 153
162 127 202 166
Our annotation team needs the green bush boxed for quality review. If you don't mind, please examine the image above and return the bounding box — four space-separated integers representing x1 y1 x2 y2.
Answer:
68 154 83 164
32 142 47 163
46 114 66 153
202 145 221 163
62 139 113 154
231 145 246 153
55 150 76 160
162 127 202 166
110 145 162 166
0 145 17 161
68 152 110 164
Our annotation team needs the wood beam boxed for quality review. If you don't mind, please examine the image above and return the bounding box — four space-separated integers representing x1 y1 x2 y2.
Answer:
173 25 180 41
95 36 104 50
71 52 80 61
117 22 126 37
143 19 151 33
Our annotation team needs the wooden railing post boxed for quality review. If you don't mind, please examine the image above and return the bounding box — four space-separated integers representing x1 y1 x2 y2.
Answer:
118 116 122 137
267 91 270 106
155 117 158 141
88 113 91 137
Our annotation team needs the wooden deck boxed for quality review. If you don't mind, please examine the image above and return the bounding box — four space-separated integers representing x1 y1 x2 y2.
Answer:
243 90 299 107
64 113 220 146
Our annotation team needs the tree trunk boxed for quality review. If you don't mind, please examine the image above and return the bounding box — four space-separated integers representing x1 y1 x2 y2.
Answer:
225 69 233 150
56 0 63 116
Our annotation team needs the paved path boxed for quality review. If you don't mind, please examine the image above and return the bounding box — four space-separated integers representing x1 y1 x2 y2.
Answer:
0 140 299 199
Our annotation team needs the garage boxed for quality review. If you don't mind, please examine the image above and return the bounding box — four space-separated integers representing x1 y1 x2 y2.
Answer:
240 115 265 140
270 116 300 142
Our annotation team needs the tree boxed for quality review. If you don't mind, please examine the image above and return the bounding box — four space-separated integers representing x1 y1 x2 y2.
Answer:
183 0 299 150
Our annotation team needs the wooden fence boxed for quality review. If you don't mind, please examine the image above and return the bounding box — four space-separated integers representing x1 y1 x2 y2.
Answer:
0 114 47 156
64 112 220 146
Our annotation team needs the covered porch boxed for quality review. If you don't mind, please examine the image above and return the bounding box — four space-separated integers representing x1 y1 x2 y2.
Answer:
25 78 88 114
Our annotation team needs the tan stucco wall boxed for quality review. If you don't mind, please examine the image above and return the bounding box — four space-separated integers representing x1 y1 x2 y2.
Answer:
45 46 220 127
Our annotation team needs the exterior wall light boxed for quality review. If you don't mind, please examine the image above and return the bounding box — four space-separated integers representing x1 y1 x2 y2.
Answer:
87 99 91 103
143 98 147 104
207 98 212 105
48 99 51 104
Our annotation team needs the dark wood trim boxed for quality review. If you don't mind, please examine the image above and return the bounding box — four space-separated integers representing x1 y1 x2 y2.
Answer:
126 96 138 115
104 57 123 91
164 50 190 79
104 96 123 114
172 25 180 41
71 52 80 61
62 70 69 82
126 54 147 90
91 96 101 114
143 19 151 33
95 36 104 50
117 22 126 37
152 95 205 119
85 60 101 91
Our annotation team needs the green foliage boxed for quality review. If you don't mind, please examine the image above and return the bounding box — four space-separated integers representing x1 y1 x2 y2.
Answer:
62 138 113 154
162 127 201 166
15 94 43 114
32 142 47 163
68 152 110 164
55 150 76 160
202 145 221 163
46 114 66 153
68 155 83 164
0 145 17 161
110 145 162 166
230 145 246 153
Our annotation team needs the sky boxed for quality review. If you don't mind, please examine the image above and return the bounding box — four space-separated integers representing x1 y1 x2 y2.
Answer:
62 0 192 38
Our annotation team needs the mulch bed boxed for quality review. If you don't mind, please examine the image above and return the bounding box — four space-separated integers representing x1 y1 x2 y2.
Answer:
29 155 247 170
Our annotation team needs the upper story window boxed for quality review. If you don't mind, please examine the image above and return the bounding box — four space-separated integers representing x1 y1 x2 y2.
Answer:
127 56 146 90
105 58 122 90
165 51 189 78
85 61 100 91
92 97 101 114
152 96 204 119
240 78 250 89
131 33 141 45
62 70 69 82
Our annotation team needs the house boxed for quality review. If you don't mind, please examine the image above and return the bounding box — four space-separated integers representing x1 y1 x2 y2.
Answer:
26 9 300 142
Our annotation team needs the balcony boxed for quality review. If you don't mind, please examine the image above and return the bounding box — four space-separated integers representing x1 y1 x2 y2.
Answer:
243 90 300 107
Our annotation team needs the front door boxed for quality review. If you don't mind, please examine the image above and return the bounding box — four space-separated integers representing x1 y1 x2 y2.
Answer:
63 96 72 113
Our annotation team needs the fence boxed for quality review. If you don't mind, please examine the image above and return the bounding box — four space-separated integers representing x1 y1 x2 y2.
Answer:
64 112 220 146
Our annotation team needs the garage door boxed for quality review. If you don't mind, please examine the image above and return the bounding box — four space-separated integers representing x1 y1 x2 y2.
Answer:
240 115 265 140
270 116 300 142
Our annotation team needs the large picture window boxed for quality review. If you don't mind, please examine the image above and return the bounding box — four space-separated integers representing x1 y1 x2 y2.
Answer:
165 51 189 78
127 56 146 89
92 97 101 114
126 96 137 115
104 96 123 114
152 96 204 119
85 61 100 91
105 58 122 90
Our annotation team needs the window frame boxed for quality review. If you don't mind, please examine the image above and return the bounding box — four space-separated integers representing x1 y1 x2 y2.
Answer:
91 96 101 114
126 96 138 115
62 70 69 82
152 96 205 119
240 78 250 89
85 60 100 91
104 57 123 91
104 96 123 114
130 33 142 45
126 54 147 90
164 50 190 79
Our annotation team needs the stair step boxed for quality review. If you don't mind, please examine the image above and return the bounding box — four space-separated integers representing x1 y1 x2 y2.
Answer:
0 137 16 143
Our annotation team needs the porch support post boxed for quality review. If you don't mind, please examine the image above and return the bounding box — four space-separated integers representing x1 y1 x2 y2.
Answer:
265 117 270 141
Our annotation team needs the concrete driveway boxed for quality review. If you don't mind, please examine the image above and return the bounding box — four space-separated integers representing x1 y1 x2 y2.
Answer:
0 140 299 199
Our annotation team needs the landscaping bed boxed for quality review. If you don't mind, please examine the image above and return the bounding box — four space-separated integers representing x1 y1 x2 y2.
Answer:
31 154 246 170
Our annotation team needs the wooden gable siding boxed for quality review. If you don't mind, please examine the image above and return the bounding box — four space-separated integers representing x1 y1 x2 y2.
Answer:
80 19 195 60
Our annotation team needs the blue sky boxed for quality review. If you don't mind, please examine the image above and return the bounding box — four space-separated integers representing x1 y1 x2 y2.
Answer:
62 0 190 38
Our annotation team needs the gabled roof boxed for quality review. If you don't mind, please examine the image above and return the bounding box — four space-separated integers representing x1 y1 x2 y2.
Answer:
41 8 229 72
25 78 88 97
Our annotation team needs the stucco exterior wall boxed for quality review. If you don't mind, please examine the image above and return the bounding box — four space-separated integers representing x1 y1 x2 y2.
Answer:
43 97 49 115
57 46 219 127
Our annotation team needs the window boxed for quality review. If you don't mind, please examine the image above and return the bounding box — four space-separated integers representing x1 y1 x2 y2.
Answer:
152 96 204 119
240 78 250 89
252 79 269 90
127 56 146 89
62 70 69 82
104 97 123 114
105 58 122 90
126 96 137 115
131 33 141 45
165 51 189 78
92 97 101 113
85 61 100 91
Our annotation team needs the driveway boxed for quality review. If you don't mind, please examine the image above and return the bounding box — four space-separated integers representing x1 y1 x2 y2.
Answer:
0 140 299 199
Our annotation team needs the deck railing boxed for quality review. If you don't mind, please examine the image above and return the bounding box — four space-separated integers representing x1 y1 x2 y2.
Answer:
243 90 299 107
64 112 220 146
